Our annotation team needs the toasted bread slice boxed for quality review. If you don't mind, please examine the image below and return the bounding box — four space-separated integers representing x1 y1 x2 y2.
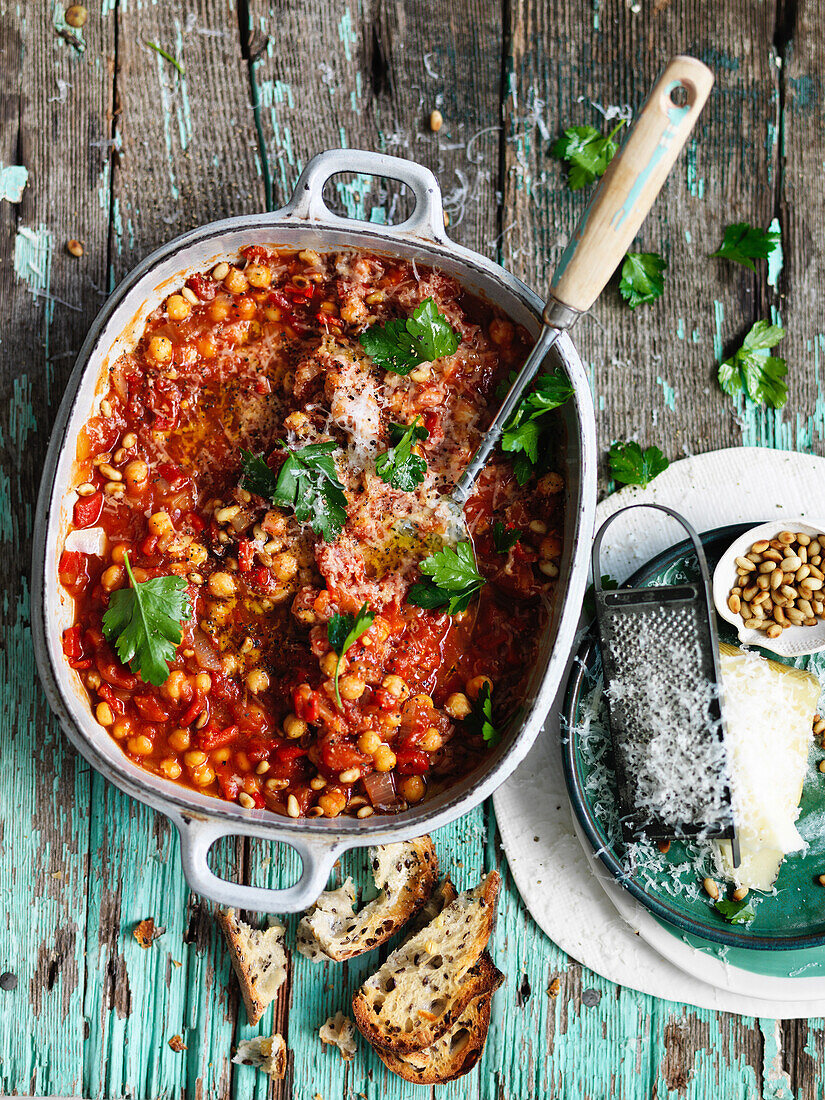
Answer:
318 1010 358 1061
232 1032 287 1080
297 837 438 962
402 877 457 942
352 870 500 1053
374 954 503 1084
217 908 287 1025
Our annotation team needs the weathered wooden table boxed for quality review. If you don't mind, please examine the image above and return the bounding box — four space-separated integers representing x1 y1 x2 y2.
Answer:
2 1 824 1096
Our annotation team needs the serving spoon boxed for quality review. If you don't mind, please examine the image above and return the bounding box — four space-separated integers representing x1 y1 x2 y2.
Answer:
450 55 714 509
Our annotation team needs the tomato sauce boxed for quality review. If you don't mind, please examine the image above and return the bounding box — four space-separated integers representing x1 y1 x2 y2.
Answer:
60 247 565 819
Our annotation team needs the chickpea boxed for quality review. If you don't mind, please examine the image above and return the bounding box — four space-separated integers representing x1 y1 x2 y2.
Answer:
208 571 236 598
96 702 114 727
445 692 472 720
338 674 366 701
412 693 434 708
208 298 230 323
223 267 248 295
284 410 309 432
271 552 298 582
85 671 102 690
358 730 382 755
110 543 130 564
466 675 493 701
184 750 207 768
540 534 563 560
194 672 212 694
235 296 257 320
320 651 342 678
128 735 154 756
381 674 409 700
101 564 124 592
147 335 173 363
283 714 308 739
235 751 251 772
245 263 272 288
148 511 173 536
166 294 191 321
340 297 368 325
162 670 189 702
318 789 347 817
160 758 182 780
168 728 191 752
399 775 426 803
246 669 270 695
373 745 396 772
538 472 564 494
489 318 514 346
198 334 217 359
192 765 216 787
124 459 149 492
111 718 132 740
420 727 443 752
212 748 232 764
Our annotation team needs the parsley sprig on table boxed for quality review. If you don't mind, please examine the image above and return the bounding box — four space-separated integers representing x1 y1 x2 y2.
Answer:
464 682 501 746
619 252 667 308
712 222 781 272
608 441 670 489
102 553 191 687
240 443 348 542
718 320 787 408
714 897 756 925
583 574 619 620
551 120 626 190
492 520 522 555
359 298 460 375
408 542 485 615
498 368 575 485
375 417 429 491
327 603 374 710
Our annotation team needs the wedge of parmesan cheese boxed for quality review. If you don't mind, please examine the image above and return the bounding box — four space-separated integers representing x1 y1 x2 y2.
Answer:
717 643 820 891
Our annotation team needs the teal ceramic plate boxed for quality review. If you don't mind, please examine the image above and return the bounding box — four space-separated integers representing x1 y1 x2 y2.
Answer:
564 523 825 952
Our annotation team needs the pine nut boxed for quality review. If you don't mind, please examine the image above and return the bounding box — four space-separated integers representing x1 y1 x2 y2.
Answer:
743 618 762 629
732 886 749 902
735 557 756 571
703 877 719 900
758 561 776 574
797 564 811 582
814 718 825 735
781 556 802 572
780 584 798 600
728 594 741 614
286 794 301 818
338 768 360 784
807 577 824 590
752 540 770 554
766 623 783 638
778 530 795 544
786 608 805 624
770 570 783 590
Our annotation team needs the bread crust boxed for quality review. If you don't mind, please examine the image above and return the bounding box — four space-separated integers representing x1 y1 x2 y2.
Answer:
374 955 503 1084
352 870 500 1053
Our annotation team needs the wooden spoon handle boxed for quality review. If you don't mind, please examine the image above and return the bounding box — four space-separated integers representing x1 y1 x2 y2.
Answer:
546 55 714 323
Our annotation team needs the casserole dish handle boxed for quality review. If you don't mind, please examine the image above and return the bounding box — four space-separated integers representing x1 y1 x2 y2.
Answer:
171 811 348 913
282 149 448 244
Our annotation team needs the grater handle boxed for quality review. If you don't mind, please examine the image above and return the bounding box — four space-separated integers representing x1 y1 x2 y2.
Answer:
592 504 714 593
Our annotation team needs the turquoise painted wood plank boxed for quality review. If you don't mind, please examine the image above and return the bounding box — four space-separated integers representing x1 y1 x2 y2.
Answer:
0 0 116 1092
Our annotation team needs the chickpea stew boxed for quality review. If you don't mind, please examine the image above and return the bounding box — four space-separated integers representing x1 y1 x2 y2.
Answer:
59 247 567 820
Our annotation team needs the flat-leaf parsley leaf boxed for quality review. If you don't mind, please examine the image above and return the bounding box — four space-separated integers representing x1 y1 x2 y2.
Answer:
551 120 625 190
240 443 348 542
359 297 460 376
102 553 192 687
498 367 575 485
609 441 669 489
327 602 374 710
619 252 667 308
714 897 756 925
718 320 787 408
464 681 501 746
712 222 781 273
408 541 485 615
492 520 522 555
375 416 429 491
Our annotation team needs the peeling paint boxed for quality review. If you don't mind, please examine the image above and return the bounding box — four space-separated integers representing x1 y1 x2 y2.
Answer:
0 165 28 203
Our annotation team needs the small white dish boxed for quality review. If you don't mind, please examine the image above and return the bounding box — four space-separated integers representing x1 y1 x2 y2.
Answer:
712 517 825 658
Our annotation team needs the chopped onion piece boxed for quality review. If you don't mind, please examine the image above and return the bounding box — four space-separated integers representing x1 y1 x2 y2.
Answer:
362 770 402 812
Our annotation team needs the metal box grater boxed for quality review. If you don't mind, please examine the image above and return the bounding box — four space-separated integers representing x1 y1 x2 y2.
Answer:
592 505 738 847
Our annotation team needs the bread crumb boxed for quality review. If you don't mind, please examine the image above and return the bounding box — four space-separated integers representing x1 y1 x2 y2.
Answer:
168 1034 186 1052
233 1034 287 1080
133 918 163 948
319 1011 357 1061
